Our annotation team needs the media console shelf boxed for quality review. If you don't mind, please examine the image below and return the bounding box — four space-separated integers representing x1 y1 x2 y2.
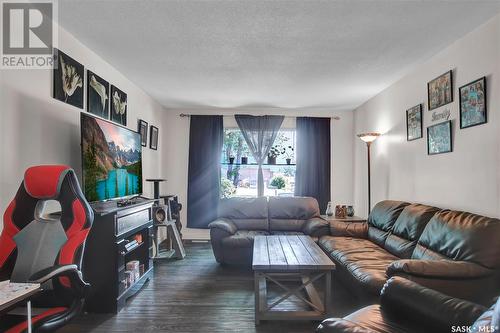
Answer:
83 198 155 313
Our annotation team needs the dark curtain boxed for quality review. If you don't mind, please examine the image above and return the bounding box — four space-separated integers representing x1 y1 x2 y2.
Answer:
235 115 284 197
187 115 223 228
294 117 331 213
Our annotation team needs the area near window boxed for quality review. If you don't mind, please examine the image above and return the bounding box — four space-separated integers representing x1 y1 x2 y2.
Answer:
221 128 296 198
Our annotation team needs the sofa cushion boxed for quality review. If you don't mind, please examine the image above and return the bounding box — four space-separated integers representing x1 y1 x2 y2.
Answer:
412 210 500 269
367 200 410 248
319 236 398 295
218 197 269 230
268 196 320 232
384 204 440 258
221 230 270 249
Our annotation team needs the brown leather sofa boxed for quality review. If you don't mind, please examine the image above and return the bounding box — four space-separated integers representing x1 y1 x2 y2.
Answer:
209 196 329 265
317 276 498 333
318 200 500 305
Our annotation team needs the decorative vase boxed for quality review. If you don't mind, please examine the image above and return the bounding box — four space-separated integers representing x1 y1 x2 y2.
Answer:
347 205 354 217
286 158 291 165
267 156 276 165
325 202 333 216
241 157 248 164
229 157 235 164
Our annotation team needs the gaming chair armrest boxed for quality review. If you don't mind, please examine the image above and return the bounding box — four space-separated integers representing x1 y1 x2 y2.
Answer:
29 264 90 295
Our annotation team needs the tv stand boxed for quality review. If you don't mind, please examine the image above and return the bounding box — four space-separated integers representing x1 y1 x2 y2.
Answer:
84 200 155 313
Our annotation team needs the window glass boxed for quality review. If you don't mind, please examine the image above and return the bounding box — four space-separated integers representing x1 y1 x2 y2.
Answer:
220 128 296 198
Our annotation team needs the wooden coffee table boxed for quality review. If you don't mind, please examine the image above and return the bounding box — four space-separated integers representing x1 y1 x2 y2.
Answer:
252 235 335 324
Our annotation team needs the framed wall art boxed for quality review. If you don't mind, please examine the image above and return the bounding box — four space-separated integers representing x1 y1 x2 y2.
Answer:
427 70 453 111
150 125 159 150
138 119 148 147
111 85 127 126
406 104 423 141
87 70 109 119
459 77 487 129
427 120 452 155
53 49 84 109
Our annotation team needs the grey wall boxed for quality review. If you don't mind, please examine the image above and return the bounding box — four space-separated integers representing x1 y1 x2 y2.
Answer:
353 14 500 218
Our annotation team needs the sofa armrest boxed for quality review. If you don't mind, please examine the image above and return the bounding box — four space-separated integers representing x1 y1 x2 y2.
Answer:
329 221 368 238
303 217 329 237
316 317 374 333
386 259 494 279
208 219 238 235
380 277 486 331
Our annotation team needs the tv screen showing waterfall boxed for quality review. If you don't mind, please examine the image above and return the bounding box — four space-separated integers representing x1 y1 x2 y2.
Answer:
81 113 143 202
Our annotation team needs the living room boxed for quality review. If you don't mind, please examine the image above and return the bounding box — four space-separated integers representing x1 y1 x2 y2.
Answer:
1 1 500 332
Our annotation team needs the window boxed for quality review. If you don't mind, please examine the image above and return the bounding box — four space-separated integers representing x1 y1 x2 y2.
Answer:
221 128 296 198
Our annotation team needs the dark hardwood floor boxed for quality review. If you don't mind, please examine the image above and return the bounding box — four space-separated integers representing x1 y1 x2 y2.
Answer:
59 242 361 333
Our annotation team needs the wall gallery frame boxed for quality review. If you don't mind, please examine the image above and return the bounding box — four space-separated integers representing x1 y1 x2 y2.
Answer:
87 70 109 119
53 49 84 109
427 70 453 111
150 125 159 150
427 120 452 155
459 77 487 129
111 85 128 126
406 104 423 141
138 119 148 147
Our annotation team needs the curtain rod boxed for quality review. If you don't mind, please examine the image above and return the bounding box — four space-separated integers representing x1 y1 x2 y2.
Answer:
179 113 341 120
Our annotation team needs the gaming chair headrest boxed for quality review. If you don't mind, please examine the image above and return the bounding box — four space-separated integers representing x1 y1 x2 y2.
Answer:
23 165 72 199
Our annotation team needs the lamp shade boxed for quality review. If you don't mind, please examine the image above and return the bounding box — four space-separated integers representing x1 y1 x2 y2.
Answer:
357 132 380 143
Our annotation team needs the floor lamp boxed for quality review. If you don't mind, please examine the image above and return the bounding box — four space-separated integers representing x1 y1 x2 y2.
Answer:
357 132 380 216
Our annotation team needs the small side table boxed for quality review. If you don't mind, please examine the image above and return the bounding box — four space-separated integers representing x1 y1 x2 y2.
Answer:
0 281 41 333
320 215 366 223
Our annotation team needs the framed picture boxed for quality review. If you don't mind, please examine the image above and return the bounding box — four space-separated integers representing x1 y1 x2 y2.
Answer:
427 120 452 155
110 85 127 126
427 70 453 111
138 119 148 147
150 125 158 150
459 77 487 129
87 70 109 119
406 104 423 141
53 49 84 108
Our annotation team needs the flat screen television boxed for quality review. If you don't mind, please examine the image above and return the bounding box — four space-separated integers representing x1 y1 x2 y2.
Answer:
81 113 142 202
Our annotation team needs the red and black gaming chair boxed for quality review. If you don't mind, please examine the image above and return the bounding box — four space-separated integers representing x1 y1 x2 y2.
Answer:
0 165 93 332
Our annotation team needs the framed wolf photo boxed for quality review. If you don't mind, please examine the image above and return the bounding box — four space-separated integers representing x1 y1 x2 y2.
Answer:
111 85 128 126
427 120 452 155
427 70 453 111
406 104 423 141
53 49 84 109
459 77 487 129
87 70 110 119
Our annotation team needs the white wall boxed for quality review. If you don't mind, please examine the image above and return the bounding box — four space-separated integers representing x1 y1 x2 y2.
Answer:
161 108 354 240
353 14 500 218
0 25 166 231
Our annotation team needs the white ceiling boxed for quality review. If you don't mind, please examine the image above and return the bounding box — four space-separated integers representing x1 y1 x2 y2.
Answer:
59 0 500 111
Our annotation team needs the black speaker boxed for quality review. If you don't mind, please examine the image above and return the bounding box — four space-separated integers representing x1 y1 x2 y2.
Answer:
152 205 170 224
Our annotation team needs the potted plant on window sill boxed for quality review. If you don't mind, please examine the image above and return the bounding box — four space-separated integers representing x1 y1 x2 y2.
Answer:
267 146 280 165
284 145 294 165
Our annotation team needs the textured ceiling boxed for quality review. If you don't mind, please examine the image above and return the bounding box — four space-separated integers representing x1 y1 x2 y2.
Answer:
59 0 500 111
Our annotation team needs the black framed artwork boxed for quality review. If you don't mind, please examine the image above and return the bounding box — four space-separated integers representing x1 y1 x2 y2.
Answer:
406 104 423 141
427 70 453 111
53 49 84 109
427 120 452 155
150 125 158 150
110 85 127 126
459 77 487 129
138 119 148 147
87 70 109 119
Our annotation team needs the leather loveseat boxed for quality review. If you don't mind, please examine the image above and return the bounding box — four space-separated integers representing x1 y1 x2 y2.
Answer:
318 200 500 306
209 196 329 265
317 276 498 333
